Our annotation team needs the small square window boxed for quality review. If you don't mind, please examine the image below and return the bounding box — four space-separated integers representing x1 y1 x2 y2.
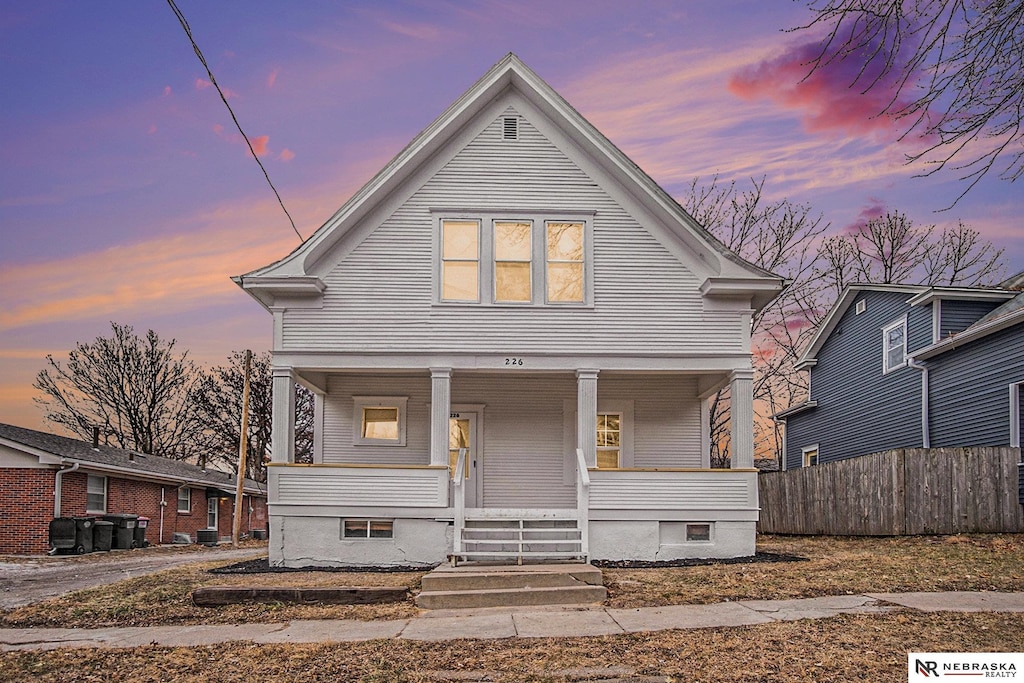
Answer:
855 299 866 315
353 396 407 445
342 519 394 539
803 446 819 467
686 523 711 542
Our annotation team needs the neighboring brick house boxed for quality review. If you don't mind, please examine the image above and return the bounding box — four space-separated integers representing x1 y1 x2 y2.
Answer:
0 422 268 555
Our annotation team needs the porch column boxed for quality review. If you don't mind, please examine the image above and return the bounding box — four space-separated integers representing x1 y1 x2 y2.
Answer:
730 369 754 469
576 369 599 468
429 367 452 467
271 367 296 463
699 397 712 469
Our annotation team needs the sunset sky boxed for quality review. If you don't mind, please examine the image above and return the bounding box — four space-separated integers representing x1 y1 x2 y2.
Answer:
2 1 1021 430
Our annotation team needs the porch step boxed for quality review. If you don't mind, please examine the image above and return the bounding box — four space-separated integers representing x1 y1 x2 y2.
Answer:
455 516 586 564
416 563 607 609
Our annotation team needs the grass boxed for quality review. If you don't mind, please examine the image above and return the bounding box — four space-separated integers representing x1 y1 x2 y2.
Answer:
2 534 1023 681
3 533 1022 629
3 611 1023 682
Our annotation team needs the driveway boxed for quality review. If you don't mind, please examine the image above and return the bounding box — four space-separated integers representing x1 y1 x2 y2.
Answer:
0 545 266 609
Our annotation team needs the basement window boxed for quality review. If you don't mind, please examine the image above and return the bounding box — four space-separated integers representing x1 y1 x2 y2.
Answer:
686 523 712 542
342 519 394 539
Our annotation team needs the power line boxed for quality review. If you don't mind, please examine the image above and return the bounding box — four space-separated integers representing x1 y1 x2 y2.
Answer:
166 0 303 242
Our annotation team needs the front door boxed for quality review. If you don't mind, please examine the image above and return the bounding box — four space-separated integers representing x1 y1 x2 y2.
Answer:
449 410 481 507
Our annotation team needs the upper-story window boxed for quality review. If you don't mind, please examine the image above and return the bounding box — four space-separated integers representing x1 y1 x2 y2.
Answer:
882 317 907 373
438 215 590 306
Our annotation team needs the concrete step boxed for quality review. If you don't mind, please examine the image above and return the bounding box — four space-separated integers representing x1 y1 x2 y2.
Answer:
421 564 603 592
416 584 607 609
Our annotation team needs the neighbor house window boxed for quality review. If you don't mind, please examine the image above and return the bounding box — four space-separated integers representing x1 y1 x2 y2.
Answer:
86 475 107 513
597 413 621 469
177 487 191 513
353 396 408 446
436 214 590 306
546 221 585 303
802 445 819 467
441 220 480 302
207 496 218 530
342 519 394 539
882 318 907 373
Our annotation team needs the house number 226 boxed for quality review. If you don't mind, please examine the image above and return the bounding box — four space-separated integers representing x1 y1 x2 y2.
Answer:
504 357 524 366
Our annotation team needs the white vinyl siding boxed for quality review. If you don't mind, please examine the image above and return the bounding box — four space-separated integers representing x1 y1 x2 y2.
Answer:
883 318 907 373
282 107 741 355
322 376 430 465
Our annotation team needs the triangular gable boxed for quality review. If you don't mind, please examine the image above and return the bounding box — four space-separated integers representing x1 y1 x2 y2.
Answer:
235 53 783 309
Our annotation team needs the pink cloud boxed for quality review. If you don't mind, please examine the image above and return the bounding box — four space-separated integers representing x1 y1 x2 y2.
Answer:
195 78 212 90
279 148 295 162
267 67 280 88
148 124 157 135
162 85 172 97
212 124 224 135
728 40 906 140
840 199 888 234
250 135 269 156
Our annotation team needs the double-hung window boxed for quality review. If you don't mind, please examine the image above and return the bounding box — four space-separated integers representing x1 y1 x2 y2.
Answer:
882 318 907 373
596 413 621 469
86 475 107 513
438 214 590 306
177 487 191 513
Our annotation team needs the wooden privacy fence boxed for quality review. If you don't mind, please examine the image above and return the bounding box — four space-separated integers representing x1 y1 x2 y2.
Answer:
758 446 1024 535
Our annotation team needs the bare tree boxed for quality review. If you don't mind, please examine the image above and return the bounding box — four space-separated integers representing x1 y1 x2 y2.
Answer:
34 322 202 460
795 0 1024 203
190 351 315 480
685 176 830 467
813 210 1004 292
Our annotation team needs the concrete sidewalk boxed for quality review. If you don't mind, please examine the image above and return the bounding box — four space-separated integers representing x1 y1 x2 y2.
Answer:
3 591 1023 651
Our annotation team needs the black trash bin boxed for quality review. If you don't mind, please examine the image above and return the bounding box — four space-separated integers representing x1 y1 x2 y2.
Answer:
133 516 150 548
103 514 138 550
92 520 114 551
48 517 94 555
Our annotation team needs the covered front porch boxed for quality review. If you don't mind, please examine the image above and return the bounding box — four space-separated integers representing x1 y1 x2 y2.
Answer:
266 363 759 567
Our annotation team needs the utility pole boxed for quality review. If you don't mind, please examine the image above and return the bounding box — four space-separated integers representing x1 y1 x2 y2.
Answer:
232 349 252 548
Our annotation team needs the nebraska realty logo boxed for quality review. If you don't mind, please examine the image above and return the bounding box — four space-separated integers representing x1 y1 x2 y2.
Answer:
909 653 1023 679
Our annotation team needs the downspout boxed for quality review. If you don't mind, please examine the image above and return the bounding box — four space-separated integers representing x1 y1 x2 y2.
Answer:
159 487 167 545
53 462 80 518
908 359 930 449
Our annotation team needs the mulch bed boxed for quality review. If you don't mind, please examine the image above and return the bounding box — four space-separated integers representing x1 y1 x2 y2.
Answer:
210 558 433 574
592 551 808 569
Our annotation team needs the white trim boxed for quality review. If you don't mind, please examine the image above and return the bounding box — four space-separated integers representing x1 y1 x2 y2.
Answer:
906 288 1016 306
932 298 942 344
801 444 819 468
910 305 1024 361
1011 382 1023 449
882 316 908 374
352 396 409 446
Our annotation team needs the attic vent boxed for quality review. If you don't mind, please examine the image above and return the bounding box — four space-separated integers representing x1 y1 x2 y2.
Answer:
502 116 519 140
855 300 866 315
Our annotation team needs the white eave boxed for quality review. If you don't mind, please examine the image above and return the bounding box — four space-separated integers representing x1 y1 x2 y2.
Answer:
906 287 1016 307
233 53 784 310
232 275 325 311
701 277 789 311
772 400 817 420
910 305 1024 361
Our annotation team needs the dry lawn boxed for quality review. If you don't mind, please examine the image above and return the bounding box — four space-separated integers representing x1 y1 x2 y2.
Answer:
3 611 1023 682
4 533 1022 630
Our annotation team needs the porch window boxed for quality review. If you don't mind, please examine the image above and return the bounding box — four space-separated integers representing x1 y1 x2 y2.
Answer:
86 475 107 513
177 487 191 513
494 221 532 302
882 317 907 373
353 396 408 446
342 519 394 539
441 220 480 302
546 222 584 303
597 413 621 469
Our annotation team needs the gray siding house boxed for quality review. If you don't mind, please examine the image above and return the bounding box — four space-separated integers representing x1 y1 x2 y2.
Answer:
777 277 1024 470
233 54 784 568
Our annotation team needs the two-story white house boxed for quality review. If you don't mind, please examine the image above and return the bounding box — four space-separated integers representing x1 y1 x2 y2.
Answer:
235 54 784 568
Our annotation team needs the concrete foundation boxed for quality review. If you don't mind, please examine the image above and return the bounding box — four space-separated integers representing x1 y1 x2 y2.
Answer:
589 520 755 560
270 516 451 568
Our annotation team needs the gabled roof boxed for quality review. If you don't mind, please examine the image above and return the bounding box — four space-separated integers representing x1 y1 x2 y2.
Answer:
910 291 1024 361
796 284 926 369
0 423 266 496
234 53 784 311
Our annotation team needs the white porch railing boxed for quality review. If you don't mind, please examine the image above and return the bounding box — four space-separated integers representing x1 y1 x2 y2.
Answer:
588 468 758 514
576 447 590 560
452 447 467 560
270 463 449 508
